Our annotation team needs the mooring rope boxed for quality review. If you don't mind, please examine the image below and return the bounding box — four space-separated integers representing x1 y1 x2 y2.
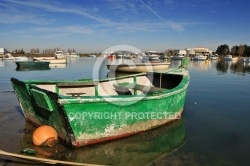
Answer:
0 150 106 166
160 73 162 88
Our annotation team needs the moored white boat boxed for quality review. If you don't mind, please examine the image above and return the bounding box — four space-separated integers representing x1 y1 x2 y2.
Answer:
224 55 233 61
2 53 15 60
140 51 160 61
15 56 29 61
193 55 207 61
147 51 159 60
107 62 171 73
69 52 79 58
33 57 55 60
37 58 67 64
171 54 185 60
54 50 66 59
209 55 218 60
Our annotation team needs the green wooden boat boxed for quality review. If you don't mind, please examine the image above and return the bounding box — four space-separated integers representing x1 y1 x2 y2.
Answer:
11 62 189 147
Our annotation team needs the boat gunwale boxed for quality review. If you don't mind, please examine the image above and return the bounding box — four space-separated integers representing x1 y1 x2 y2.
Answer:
107 62 171 67
24 73 189 104
11 69 189 104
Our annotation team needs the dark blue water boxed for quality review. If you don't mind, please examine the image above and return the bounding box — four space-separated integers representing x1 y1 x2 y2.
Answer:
0 58 250 165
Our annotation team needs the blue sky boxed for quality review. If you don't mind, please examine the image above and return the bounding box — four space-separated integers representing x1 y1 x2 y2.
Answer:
0 0 250 53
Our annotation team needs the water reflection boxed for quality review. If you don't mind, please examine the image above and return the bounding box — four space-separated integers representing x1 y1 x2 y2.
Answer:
0 60 4 67
49 63 67 68
180 60 210 71
16 67 50 71
19 118 185 166
105 58 250 75
216 60 250 74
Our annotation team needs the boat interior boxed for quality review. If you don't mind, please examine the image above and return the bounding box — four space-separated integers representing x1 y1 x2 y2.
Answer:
17 72 184 98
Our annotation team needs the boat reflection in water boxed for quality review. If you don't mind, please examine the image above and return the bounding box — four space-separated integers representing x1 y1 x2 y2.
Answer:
19 118 185 166
49 63 67 68
0 60 4 67
16 67 51 71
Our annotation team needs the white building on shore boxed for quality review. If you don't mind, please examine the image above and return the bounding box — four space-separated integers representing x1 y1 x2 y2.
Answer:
178 47 212 56
191 47 212 55
178 49 187 55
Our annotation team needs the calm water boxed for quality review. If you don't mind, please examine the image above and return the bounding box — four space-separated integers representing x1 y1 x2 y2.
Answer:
0 57 250 165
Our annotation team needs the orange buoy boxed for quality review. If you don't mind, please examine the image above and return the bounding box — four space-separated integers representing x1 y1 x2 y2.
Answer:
32 125 58 147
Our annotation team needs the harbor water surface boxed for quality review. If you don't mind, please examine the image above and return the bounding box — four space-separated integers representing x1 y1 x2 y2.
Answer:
0 57 250 165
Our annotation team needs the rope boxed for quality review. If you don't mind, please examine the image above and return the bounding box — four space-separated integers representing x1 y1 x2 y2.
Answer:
0 150 105 166
160 73 162 88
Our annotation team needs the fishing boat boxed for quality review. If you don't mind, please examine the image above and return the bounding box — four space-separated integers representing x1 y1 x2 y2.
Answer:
209 55 218 60
170 54 185 60
192 54 207 61
35 58 67 64
147 51 160 60
54 50 66 59
68 52 79 58
10 59 189 147
33 57 54 60
15 56 29 61
140 51 159 61
2 53 15 60
107 62 171 73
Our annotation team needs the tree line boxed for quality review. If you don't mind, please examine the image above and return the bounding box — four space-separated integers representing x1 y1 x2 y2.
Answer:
30 48 77 54
11 48 78 55
216 44 250 57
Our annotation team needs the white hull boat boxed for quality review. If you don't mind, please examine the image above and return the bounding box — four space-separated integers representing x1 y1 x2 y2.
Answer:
107 62 170 73
193 55 207 61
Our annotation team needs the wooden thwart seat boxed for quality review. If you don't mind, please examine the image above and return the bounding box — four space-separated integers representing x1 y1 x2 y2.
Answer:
57 82 99 97
66 92 86 97
57 81 98 87
113 82 165 94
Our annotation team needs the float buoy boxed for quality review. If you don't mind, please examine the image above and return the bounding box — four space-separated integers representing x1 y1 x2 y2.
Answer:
32 125 58 147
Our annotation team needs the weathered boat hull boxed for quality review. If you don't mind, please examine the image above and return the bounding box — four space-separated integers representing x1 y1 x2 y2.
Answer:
11 68 189 147
107 62 170 73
